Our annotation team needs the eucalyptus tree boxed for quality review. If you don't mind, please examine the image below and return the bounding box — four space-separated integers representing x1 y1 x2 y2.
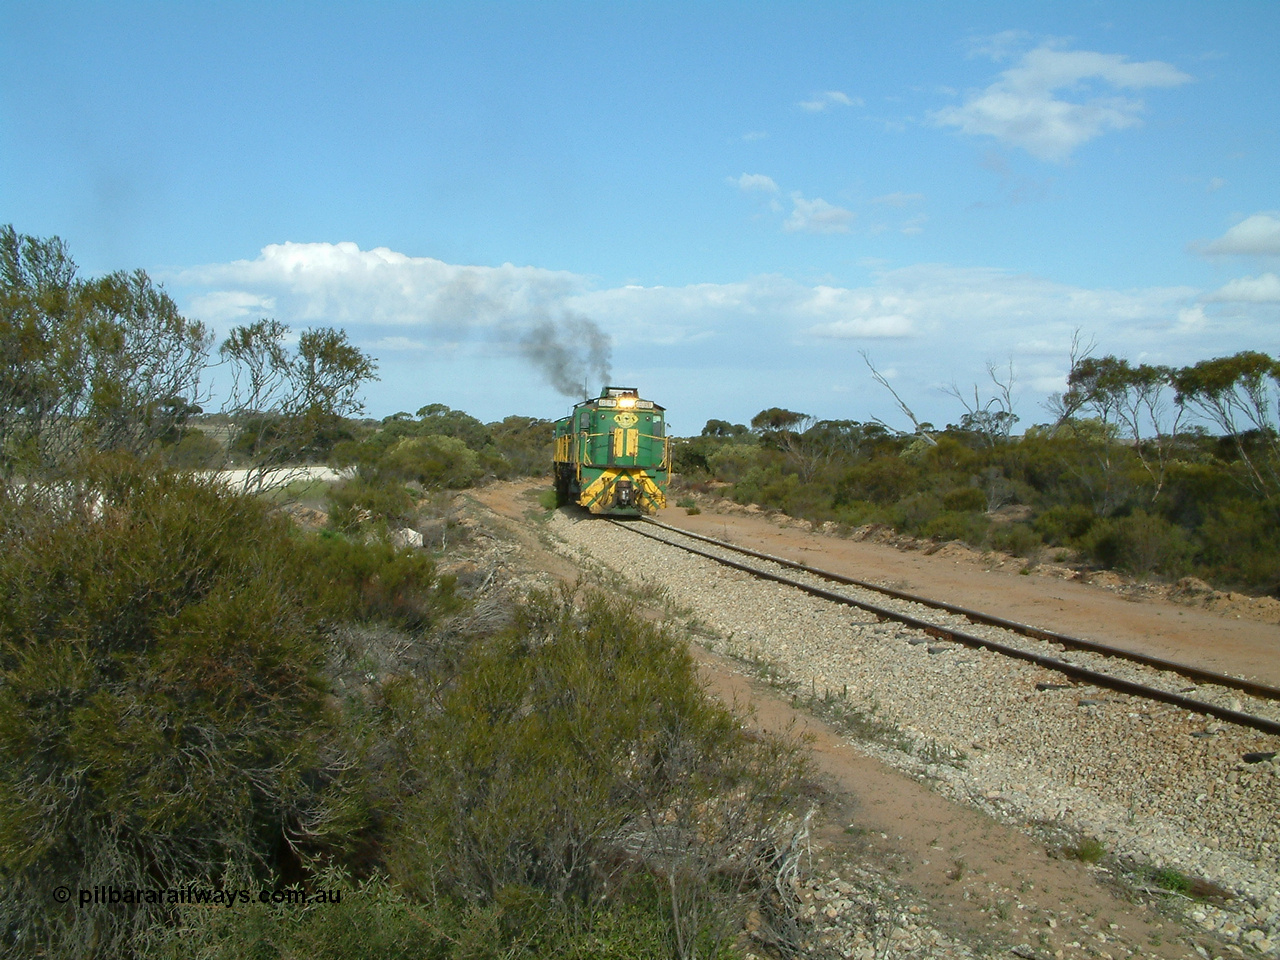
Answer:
219 319 377 491
0 225 211 478
1173 351 1280 498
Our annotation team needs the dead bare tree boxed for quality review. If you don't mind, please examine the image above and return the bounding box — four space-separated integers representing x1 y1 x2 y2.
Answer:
1044 329 1097 426
944 359 1019 448
859 351 937 446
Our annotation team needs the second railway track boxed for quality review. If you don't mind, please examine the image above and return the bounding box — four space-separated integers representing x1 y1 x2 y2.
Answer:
610 516 1280 738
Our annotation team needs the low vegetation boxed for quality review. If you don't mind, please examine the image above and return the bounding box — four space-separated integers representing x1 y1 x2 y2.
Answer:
0 459 810 958
675 353 1280 595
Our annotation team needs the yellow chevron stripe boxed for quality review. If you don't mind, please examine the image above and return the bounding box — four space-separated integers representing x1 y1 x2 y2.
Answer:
578 468 667 514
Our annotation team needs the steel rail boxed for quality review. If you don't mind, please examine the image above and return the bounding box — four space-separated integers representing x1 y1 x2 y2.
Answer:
609 519 1280 737
639 517 1280 703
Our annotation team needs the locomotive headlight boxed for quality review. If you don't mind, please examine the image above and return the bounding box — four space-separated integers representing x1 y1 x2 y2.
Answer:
617 397 636 408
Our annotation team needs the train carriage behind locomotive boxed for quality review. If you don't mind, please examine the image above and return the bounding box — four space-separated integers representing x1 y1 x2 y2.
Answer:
553 387 669 515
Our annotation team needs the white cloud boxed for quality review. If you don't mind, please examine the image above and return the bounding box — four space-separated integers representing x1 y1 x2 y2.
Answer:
741 130 769 142
1207 177 1226 193
931 45 1192 161
1201 214 1280 257
729 172 780 193
1177 305 1208 328
1205 273 1280 303
177 241 582 332
784 194 855 234
177 244 1211 361
798 90 860 112
186 289 276 323
801 264 1199 349
967 30 1034 62
175 242 1275 429
900 214 927 236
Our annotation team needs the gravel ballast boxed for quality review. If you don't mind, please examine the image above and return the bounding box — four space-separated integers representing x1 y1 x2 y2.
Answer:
549 511 1280 956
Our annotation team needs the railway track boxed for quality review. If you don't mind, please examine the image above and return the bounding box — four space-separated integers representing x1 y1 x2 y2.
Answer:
609 516 1280 739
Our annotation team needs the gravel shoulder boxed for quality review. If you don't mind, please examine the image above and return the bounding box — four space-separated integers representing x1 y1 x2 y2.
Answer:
465 480 1280 960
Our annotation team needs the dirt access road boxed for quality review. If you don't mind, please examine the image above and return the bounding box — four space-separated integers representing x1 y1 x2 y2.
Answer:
469 479 1278 959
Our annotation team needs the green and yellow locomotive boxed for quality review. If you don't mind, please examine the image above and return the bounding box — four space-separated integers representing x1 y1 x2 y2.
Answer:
553 387 669 515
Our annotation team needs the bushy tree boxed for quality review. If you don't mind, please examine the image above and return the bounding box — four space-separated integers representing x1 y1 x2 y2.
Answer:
1173 351 1280 497
220 319 377 487
487 414 554 476
382 434 483 489
0 225 211 478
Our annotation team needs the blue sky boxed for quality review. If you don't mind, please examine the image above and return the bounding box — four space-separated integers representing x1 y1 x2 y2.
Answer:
3 2 1278 434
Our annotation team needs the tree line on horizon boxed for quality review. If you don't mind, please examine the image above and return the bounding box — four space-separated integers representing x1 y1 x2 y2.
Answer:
675 348 1280 594
5 223 1277 595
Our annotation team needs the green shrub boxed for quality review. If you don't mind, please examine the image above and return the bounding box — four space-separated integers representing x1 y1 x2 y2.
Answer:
707 444 760 482
1153 867 1191 895
1081 510 1193 576
921 510 990 546
155 867 673 960
383 435 483 488
0 467 353 957
375 589 808 954
1197 497 1280 591
299 533 457 630
1033 504 1097 546
1067 837 1106 863
891 491 944 535
326 475 417 530
836 456 921 505
941 486 987 512
987 522 1042 558
160 428 224 469
832 499 880 527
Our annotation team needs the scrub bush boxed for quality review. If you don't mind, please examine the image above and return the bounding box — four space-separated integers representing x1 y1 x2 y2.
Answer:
326 475 417 530
941 486 987 513
835 457 921 505
0 462 448 957
153 868 672 960
1033 504 1097 546
382 435 483 489
372 589 810 959
1196 497 1280 591
987 522 1042 558
1081 510 1193 576
0 466 347 956
708 444 761 483
299 532 457 631
891 491 944 535
921 510 990 546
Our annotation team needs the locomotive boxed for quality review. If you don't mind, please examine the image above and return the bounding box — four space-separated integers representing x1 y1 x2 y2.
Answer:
552 387 669 515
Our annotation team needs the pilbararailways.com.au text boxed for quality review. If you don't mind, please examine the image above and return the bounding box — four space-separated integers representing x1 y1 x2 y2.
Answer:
62 885 341 908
